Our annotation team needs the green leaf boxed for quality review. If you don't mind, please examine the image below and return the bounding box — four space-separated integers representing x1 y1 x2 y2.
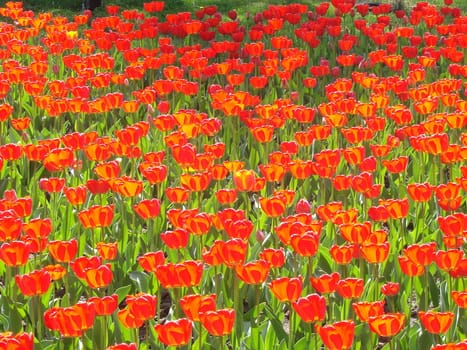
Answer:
263 304 287 342
115 284 132 303
129 271 150 292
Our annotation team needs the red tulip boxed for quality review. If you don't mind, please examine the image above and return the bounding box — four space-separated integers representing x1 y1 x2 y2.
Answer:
78 204 114 228
48 239 78 263
15 269 51 296
200 308 235 336
83 263 113 289
180 294 217 322
234 260 270 285
419 310 454 334
268 276 303 302
292 293 326 323
88 294 118 316
126 293 157 321
154 318 193 347
316 320 355 350
155 260 203 288
368 313 405 337
381 282 400 296
352 301 385 322
259 248 285 268
336 278 364 299
138 251 166 272
0 240 30 266
96 242 118 260
133 198 161 220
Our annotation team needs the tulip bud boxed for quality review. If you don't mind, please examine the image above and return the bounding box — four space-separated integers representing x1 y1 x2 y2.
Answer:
295 198 311 214
256 230 265 243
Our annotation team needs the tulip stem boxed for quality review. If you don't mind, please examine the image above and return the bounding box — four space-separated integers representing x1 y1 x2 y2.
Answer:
232 273 242 349
288 303 295 350
36 295 43 340
198 321 203 350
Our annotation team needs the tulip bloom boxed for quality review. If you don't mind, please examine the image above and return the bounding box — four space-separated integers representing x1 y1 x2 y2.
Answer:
234 260 270 285
45 302 96 337
155 260 203 288
154 318 193 347
233 169 256 192
48 239 78 263
126 293 157 321
259 248 285 268
133 198 161 220
292 293 326 323
200 308 235 336
368 313 405 337
352 301 385 322
64 185 88 206
336 278 364 299
137 251 165 272
310 272 340 295
15 269 51 296
96 242 118 260
418 310 454 334
0 240 30 266
381 282 400 296
316 320 355 350
268 276 303 302
88 294 118 316
83 263 113 289
78 205 114 228
180 294 217 322
160 229 190 249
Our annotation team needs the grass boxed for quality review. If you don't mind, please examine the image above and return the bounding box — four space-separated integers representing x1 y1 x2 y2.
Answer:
19 0 467 18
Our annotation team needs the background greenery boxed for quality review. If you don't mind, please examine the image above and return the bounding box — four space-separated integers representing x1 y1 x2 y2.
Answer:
18 0 467 17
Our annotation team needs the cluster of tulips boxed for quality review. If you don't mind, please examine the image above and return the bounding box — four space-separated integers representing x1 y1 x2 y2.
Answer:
0 0 465 349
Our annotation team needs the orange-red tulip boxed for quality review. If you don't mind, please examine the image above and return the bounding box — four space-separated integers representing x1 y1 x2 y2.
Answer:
78 204 114 228
0 240 30 266
64 185 88 206
15 268 51 296
48 239 78 263
160 229 190 249
200 308 235 336
88 294 118 316
155 260 203 288
138 251 165 273
398 256 425 277
368 313 405 337
336 278 364 299
133 199 161 220
180 294 217 322
234 260 270 285
292 293 326 323
126 293 157 321
83 263 113 289
259 248 285 268
96 242 118 260
268 276 303 302
316 320 355 350
154 318 193 347
418 310 454 334
352 301 385 322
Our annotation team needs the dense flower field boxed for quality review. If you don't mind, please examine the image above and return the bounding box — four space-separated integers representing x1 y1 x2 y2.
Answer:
0 0 465 349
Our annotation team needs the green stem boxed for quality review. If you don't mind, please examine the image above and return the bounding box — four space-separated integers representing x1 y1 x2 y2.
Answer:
288 303 295 350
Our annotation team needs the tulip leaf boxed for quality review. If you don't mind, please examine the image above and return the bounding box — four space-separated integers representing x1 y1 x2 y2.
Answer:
129 271 150 292
0 312 8 330
115 284 132 303
37 340 60 350
263 303 288 342
293 336 309 350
